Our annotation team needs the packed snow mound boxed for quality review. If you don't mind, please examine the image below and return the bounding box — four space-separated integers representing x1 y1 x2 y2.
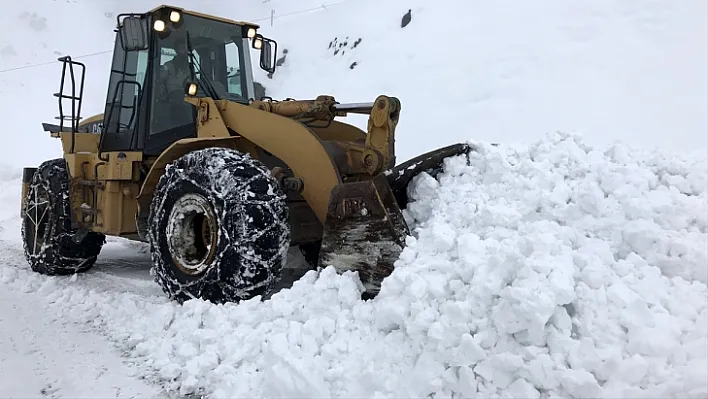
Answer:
387 133 708 398
1 133 706 398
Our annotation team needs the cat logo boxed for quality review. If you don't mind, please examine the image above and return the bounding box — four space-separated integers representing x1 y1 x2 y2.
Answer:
90 123 104 134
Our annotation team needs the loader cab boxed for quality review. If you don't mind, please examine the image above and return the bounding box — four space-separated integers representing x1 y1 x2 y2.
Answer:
98 6 275 156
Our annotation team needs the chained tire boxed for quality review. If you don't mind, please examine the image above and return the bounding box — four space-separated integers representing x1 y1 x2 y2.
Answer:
21 158 106 275
147 147 291 304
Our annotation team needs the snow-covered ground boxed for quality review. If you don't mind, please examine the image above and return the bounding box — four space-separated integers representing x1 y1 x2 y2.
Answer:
1 135 706 398
0 0 707 398
0 283 166 398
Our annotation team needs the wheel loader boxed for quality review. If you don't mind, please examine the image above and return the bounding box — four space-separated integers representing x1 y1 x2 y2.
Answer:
19 4 471 303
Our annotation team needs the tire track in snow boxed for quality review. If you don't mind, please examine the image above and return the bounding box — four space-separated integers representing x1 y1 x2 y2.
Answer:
0 268 167 398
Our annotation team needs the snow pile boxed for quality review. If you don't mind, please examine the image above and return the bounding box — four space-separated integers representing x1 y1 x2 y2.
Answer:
385 133 708 397
1 133 706 398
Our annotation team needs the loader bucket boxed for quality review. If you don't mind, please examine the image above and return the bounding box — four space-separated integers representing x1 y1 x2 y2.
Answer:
318 173 409 299
386 142 472 210
318 142 472 299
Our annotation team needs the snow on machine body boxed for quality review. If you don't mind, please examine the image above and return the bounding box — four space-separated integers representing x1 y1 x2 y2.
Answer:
19 4 471 303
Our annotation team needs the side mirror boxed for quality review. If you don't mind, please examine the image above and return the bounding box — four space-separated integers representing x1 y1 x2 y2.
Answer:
252 34 277 74
117 14 149 51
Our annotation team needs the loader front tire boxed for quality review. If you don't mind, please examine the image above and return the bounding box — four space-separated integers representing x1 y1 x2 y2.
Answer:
21 158 105 275
147 148 290 304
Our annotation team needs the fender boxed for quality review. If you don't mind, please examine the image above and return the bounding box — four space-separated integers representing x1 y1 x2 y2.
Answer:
197 97 344 223
136 136 241 211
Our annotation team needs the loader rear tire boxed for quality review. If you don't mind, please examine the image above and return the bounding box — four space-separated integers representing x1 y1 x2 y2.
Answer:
20 158 106 275
147 147 290 304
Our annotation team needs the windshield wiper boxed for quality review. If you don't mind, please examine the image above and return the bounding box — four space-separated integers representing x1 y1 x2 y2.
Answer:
185 31 220 100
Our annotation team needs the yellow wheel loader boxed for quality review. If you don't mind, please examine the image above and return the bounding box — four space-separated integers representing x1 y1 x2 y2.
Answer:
19 5 471 303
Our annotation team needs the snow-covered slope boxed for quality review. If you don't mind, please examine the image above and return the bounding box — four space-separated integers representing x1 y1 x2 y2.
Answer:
243 0 708 161
2 0 706 165
0 0 706 398
0 0 116 168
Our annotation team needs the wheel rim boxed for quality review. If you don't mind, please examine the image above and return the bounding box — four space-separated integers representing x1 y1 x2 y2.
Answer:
24 183 50 256
166 193 219 275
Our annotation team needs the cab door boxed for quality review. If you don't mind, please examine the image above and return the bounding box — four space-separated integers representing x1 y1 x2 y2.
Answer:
142 36 199 156
99 28 151 153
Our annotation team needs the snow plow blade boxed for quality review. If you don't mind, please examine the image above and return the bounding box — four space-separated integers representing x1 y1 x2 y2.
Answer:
318 143 473 299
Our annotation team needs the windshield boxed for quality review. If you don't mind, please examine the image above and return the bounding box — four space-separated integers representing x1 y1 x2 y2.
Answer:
152 13 249 102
